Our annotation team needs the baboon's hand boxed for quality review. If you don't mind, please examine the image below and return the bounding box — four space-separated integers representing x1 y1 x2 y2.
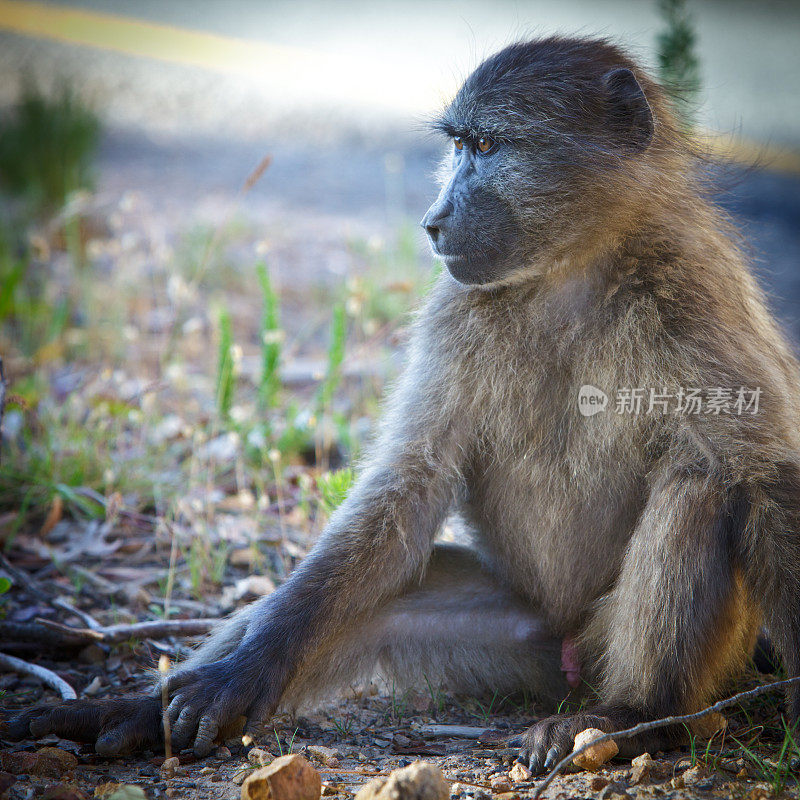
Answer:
511 711 618 775
2 697 162 755
3 657 280 757
164 657 280 757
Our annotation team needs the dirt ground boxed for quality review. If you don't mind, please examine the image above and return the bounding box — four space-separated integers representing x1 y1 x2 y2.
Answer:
1 662 794 800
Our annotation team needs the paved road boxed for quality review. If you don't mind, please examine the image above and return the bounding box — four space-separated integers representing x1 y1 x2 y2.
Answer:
717 167 800 339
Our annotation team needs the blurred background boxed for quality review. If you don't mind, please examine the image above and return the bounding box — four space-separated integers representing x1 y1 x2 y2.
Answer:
0 0 799 694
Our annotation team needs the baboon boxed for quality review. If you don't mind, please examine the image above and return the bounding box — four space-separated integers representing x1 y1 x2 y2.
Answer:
6 36 800 775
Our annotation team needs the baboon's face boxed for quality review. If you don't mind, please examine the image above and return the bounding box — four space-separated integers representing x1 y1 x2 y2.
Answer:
422 41 654 287
421 136 525 286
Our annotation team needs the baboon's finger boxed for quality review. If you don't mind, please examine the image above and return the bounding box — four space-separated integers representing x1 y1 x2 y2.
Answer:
193 715 220 757
2 708 50 740
96 719 151 756
170 703 202 751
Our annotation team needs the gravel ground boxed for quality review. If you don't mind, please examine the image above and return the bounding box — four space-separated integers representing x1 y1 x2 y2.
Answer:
1 687 788 800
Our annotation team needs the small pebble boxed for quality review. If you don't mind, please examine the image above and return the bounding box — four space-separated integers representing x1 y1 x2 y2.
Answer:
83 675 104 696
248 748 274 767
1 747 78 779
721 757 746 773
682 765 710 787
630 753 655 785
489 777 512 793
306 745 341 768
354 762 448 800
669 775 685 790
508 763 531 783
159 757 180 779
572 729 619 772
241 754 321 800
599 784 630 800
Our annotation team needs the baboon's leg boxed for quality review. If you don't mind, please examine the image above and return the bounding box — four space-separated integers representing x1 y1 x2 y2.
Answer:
517 471 758 773
597 478 756 718
280 542 567 710
4 544 566 751
742 465 800 722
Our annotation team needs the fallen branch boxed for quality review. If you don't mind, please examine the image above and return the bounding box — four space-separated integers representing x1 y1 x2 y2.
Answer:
420 724 489 739
51 597 103 631
0 652 76 700
532 675 800 799
31 619 104 643
32 617 217 645
0 617 217 652
0 621 97 649
98 618 216 643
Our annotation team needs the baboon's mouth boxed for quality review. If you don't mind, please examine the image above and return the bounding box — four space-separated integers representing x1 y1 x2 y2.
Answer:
435 251 467 262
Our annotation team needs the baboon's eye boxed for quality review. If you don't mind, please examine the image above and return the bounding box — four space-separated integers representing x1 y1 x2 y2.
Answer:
477 136 495 154
453 136 464 151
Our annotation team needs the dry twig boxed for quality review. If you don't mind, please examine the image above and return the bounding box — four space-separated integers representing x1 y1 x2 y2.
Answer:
0 621 95 649
0 652 76 700
51 597 103 630
34 617 216 645
532 675 800 799
420 724 490 738
0 617 217 651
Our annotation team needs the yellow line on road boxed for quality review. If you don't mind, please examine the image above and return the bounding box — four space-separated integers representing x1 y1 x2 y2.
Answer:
0 0 798 171
0 0 311 76
695 130 800 174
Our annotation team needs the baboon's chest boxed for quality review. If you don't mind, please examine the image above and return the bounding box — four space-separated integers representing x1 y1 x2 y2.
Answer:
441 283 655 629
460 351 648 631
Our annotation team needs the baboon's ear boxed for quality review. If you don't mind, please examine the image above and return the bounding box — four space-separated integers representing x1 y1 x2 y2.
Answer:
603 67 654 152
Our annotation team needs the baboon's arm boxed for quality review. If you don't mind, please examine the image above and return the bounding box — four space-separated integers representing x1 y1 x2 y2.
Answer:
5 345 466 755
166 451 460 753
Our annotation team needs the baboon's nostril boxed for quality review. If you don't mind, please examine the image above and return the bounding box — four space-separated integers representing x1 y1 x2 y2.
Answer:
421 201 454 242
